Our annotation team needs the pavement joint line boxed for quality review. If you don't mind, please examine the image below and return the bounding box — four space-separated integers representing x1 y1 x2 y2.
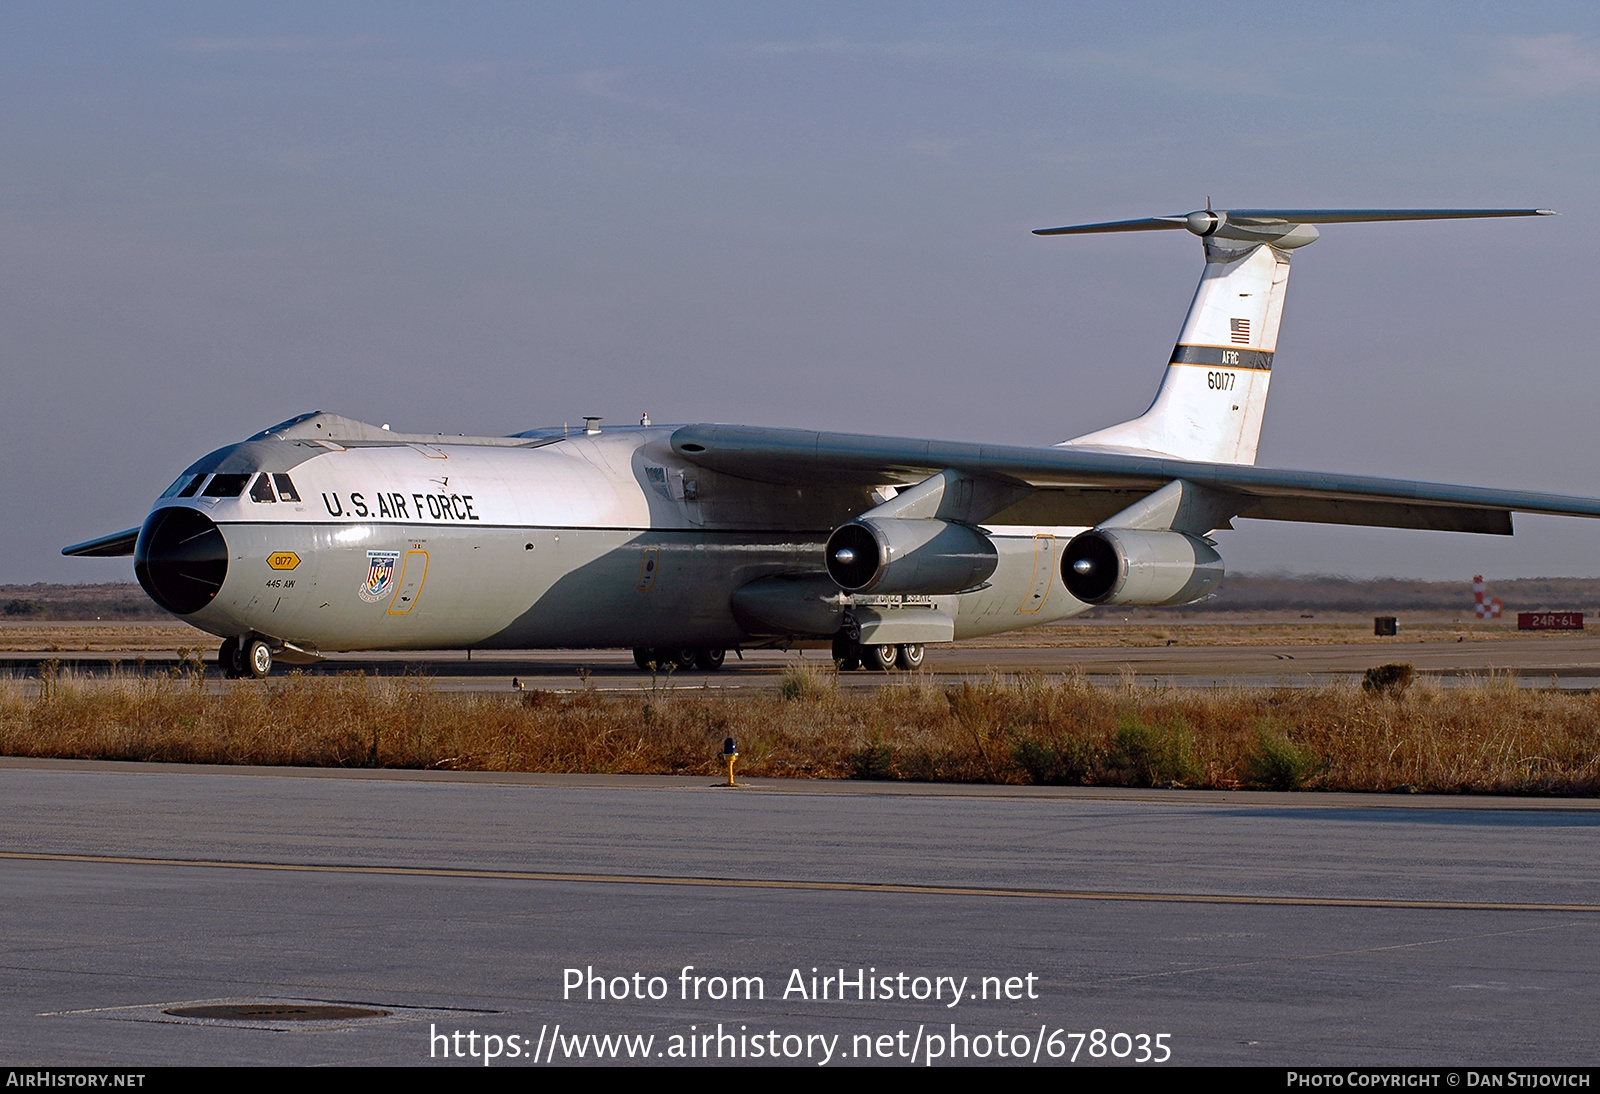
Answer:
1098 921 1577 984
6 757 1600 811
4 851 1597 913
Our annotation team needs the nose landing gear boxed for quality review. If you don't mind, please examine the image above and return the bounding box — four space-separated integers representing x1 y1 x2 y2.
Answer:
245 639 273 678
217 637 274 679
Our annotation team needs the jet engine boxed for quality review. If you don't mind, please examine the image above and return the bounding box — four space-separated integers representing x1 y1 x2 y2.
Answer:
1060 528 1223 606
135 506 229 616
825 518 998 595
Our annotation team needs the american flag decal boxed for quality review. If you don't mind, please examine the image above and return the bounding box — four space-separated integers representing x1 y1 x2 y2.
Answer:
1230 318 1251 344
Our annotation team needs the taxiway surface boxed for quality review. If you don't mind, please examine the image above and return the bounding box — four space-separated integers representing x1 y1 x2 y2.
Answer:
3 759 1597 1066
9 628 1600 692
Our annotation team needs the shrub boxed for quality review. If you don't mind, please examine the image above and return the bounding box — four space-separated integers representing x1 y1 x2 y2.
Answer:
779 661 835 701
850 740 894 780
1244 726 1318 790
1363 663 1416 696
1011 735 1093 785
1102 714 1199 787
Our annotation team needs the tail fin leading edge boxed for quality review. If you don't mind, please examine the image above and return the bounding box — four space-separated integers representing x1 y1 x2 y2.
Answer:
1063 237 1289 464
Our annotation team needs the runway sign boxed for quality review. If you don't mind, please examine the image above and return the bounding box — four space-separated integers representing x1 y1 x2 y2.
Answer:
1517 612 1584 631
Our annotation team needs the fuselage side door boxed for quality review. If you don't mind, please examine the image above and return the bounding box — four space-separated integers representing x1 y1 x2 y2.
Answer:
1017 534 1056 613
387 550 429 615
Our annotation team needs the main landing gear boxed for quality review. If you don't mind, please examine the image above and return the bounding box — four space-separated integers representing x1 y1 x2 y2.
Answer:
633 647 727 672
831 635 925 672
218 637 274 679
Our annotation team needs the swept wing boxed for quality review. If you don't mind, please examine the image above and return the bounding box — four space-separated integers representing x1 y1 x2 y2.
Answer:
670 424 1600 535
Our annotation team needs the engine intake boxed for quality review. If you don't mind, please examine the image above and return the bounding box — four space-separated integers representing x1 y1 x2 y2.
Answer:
1061 528 1223 606
135 505 229 615
826 518 998 595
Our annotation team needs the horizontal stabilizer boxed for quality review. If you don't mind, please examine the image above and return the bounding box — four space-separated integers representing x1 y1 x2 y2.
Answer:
1035 207 1554 242
1032 216 1189 235
62 528 140 557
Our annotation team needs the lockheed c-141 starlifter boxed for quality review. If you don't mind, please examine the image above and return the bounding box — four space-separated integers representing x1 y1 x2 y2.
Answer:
65 206 1597 678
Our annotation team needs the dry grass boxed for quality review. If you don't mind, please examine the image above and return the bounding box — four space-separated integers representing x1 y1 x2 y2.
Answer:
0 621 216 652
3 666 1599 795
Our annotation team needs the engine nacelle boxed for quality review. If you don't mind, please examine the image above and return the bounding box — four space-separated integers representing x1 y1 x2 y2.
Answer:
826 518 998 595
1061 528 1223 606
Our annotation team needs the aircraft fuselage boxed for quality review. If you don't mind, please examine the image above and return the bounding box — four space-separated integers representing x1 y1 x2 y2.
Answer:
142 425 1089 656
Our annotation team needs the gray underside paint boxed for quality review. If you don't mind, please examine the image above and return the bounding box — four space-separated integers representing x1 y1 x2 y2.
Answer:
184 521 1086 653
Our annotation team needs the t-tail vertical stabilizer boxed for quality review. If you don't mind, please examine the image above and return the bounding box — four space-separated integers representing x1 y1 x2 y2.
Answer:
1035 207 1554 466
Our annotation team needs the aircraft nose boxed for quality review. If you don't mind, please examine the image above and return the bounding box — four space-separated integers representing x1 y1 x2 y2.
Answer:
134 506 229 615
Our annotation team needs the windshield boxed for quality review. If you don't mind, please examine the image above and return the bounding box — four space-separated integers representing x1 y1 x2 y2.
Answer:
202 473 251 498
159 474 200 499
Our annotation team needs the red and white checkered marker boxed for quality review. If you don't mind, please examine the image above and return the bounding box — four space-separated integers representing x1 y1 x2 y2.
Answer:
1473 575 1503 619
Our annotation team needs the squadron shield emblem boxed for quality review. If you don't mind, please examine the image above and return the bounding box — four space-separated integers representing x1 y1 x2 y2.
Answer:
359 551 400 603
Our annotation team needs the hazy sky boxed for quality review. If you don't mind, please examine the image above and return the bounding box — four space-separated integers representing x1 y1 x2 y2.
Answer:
7 2 1600 582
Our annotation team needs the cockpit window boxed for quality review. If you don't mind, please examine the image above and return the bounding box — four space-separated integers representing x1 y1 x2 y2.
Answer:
178 475 207 497
202 473 251 498
160 474 200 499
272 474 301 502
249 473 277 503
